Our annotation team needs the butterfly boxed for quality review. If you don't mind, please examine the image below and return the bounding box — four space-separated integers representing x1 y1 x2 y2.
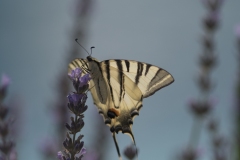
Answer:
68 55 174 159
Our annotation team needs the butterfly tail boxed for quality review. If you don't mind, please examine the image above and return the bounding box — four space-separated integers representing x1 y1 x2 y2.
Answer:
127 129 139 159
112 132 122 160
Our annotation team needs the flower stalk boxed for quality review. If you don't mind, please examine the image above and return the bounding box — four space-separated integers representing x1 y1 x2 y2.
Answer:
58 68 91 160
235 24 240 160
0 75 17 160
181 1 224 160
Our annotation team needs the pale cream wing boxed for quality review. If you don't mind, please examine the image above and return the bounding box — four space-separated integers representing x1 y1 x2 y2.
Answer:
106 59 174 98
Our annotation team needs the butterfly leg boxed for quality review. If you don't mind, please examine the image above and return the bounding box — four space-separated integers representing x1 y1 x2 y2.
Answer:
112 132 122 160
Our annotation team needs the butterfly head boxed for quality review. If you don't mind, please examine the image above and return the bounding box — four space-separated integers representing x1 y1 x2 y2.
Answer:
86 56 93 61
86 56 99 62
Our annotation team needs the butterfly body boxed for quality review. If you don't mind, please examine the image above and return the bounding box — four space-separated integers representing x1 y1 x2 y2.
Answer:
69 56 174 159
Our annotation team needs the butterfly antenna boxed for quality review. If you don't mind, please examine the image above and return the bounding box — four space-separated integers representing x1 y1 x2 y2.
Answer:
75 38 91 56
112 132 122 160
90 46 95 56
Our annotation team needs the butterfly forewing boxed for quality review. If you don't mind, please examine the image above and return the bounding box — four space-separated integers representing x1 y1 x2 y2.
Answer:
106 59 174 98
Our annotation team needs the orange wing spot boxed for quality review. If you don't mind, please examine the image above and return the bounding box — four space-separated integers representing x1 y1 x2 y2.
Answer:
108 108 120 117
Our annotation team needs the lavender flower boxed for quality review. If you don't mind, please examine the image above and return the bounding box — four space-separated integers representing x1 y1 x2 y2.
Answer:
0 75 17 159
184 0 229 160
180 1 227 159
199 1 229 159
42 0 94 158
58 68 90 160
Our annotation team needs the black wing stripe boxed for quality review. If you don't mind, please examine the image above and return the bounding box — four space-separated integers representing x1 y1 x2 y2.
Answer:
72 61 79 68
71 59 89 74
150 68 162 84
116 60 123 102
145 64 151 76
97 78 103 102
104 60 115 104
82 60 90 73
93 61 105 102
135 62 143 85
124 60 130 72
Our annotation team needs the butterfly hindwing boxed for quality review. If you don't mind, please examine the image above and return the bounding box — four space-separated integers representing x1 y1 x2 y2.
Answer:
100 61 143 126
100 59 174 129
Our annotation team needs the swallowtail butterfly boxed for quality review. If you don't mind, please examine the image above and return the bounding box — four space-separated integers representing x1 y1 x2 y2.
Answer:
69 53 174 159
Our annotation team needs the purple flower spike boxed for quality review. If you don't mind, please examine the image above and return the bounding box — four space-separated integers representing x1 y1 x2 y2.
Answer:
60 67 89 160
